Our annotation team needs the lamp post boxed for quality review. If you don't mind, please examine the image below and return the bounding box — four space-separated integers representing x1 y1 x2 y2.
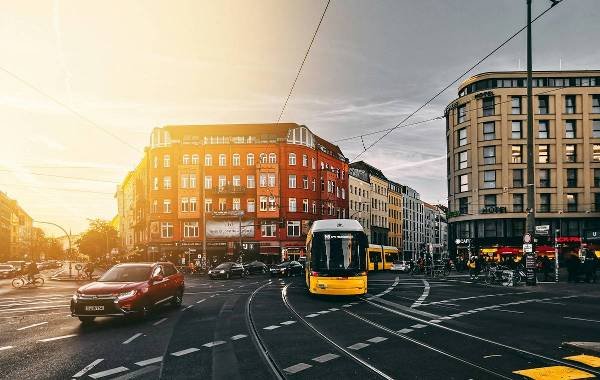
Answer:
525 0 535 238
33 220 72 277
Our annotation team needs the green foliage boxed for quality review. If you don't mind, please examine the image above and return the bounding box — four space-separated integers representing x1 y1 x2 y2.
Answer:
76 219 119 261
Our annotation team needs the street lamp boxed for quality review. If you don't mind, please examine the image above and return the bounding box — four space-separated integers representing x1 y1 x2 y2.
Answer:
33 220 73 278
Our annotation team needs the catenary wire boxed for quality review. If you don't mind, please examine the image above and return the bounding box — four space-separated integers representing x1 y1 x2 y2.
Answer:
0 169 119 184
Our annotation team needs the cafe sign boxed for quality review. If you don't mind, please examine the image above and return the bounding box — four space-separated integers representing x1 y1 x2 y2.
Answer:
480 206 507 214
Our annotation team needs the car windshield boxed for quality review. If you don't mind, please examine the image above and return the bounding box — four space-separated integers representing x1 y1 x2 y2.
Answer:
99 266 151 282
215 263 232 270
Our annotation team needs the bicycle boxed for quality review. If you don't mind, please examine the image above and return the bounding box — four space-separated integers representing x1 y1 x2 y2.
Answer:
12 275 44 288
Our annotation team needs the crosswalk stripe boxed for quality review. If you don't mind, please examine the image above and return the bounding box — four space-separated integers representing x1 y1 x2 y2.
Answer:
564 354 600 368
513 365 594 380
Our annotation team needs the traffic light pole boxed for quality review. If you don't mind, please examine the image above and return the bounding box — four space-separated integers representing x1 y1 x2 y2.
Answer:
525 0 535 236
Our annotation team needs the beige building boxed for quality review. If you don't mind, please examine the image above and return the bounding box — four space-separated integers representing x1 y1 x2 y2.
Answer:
349 168 371 238
388 181 403 250
350 161 389 245
446 70 600 256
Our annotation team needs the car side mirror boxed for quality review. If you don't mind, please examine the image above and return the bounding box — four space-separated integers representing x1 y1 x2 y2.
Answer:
151 275 164 283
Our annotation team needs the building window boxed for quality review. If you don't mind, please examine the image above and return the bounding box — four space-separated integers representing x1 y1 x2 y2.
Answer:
302 154 308 167
593 95 600 113
268 173 276 187
181 198 189 212
163 199 171 213
538 95 549 114
247 175 255 188
181 175 190 189
153 156 158 169
163 176 171 189
289 153 296 165
595 193 600 212
513 194 524 212
232 153 240 166
153 177 158 190
152 200 158 213
302 199 309 213
259 153 267 164
190 174 196 188
247 153 255 166
539 194 551 212
205 154 212 166
268 196 276 211
482 121 495 141
261 222 276 237
289 198 297 212
566 168 578 188
182 154 190 165
539 120 549 138
218 175 226 188
595 169 600 187
190 197 197 212
183 222 199 238
218 198 227 211
287 221 301 237
205 199 213 212
483 146 495 165
160 222 173 238
191 154 199 165
539 169 550 188
219 154 226 166
268 153 277 164
457 104 466 124
459 174 468 192
511 96 521 114
259 174 267 187
511 145 522 163
594 144 600 162
457 151 467 170
565 144 576 163
232 175 241 187
232 198 241 211
565 95 576 114
288 174 296 189
566 193 578 212
482 97 494 116
484 194 496 207
511 121 522 139
483 170 496 189
259 196 268 211
565 120 576 138
513 169 523 188
312 201 317 214
163 154 170 168
204 176 212 189
247 199 255 213
592 120 600 138
457 128 467 147
312 157 316 169
538 145 549 163
301 175 309 189
458 198 468 214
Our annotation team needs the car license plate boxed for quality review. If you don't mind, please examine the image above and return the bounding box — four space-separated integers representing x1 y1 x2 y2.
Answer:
85 306 104 311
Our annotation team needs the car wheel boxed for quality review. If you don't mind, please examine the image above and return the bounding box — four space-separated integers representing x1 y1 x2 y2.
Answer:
78 316 95 324
171 288 183 307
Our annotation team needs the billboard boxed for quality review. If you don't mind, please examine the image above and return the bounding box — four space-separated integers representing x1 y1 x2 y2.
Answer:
206 220 254 238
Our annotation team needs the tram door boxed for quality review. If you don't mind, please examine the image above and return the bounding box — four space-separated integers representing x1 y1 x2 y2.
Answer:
369 250 382 271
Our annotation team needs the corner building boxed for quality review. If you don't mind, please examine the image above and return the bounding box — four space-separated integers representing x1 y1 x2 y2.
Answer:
122 123 348 264
446 71 600 259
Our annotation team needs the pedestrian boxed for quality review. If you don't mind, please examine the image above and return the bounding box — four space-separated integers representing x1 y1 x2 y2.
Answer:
583 249 598 283
541 255 552 282
566 251 580 283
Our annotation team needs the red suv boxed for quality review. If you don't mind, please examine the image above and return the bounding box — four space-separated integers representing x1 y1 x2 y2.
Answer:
71 262 184 323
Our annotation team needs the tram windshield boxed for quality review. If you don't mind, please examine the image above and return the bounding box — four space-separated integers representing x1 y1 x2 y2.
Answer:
310 231 367 272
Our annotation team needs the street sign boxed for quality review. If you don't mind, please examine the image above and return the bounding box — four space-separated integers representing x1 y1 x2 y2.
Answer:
523 243 533 253
535 225 550 236
523 233 532 244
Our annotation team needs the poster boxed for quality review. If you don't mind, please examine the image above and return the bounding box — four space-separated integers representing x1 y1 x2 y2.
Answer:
206 220 255 238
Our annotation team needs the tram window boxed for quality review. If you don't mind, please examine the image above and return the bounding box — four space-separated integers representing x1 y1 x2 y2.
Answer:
369 251 381 262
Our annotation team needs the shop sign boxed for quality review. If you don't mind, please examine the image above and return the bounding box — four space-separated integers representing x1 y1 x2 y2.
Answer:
585 230 600 241
474 90 494 99
524 252 537 286
523 243 533 253
480 206 507 214
206 220 254 238
455 238 471 245
556 236 581 244
535 225 550 236
447 211 461 218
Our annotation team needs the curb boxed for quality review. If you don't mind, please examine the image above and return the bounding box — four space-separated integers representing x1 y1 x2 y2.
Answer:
562 341 600 354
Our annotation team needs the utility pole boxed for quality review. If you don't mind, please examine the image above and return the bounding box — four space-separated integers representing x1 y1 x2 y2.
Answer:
525 0 536 236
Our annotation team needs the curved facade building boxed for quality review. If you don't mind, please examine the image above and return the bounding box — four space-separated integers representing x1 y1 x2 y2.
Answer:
446 71 600 259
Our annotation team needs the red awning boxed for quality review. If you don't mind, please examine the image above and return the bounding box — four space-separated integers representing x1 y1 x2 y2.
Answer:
536 245 555 254
498 247 521 255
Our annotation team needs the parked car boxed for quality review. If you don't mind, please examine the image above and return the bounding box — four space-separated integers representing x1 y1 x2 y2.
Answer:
243 260 267 275
0 264 17 279
70 262 184 323
270 261 304 277
208 262 244 279
391 261 410 273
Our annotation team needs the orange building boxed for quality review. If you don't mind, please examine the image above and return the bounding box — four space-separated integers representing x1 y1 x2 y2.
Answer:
118 123 349 265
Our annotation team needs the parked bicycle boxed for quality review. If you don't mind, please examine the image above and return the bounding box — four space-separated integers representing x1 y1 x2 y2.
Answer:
12 274 44 288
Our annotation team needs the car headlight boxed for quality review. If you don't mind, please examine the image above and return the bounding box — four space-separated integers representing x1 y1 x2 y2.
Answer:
117 290 137 300
220 270 225 274
280 269 285 272
72 294 79 303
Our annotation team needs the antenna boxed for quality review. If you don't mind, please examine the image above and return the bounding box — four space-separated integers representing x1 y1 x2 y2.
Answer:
518 58 521 70
559 58 562 70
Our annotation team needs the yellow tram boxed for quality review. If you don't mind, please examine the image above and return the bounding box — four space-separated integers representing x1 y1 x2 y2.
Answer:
367 244 400 271
305 219 369 296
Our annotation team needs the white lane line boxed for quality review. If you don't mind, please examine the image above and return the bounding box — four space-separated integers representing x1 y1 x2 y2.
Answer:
196 299 206 304
495 309 524 314
203 341 226 348
564 316 600 323
73 359 104 378
342 304 352 308
312 353 339 363
0 346 14 351
0 305 69 314
283 363 312 374
171 348 200 357
280 320 297 325
153 318 168 326
483 354 502 359
348 342 369 350
0 299 70 308
367 336 388 343
135 356 162 367
422 291 533 306
317 310 330 314
263 325 281 330
89 366 129 379
411 324 427 329
38 334 77 342
184 305 194 310
231 334 247 340
429 320 442 324
122 333 143 345
410 279 430 308
306 313 319 318
17 321 48 331
398 328 413 334
329 308 340 311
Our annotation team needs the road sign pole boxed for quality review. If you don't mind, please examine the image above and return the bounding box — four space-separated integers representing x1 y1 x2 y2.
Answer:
554 229 560 283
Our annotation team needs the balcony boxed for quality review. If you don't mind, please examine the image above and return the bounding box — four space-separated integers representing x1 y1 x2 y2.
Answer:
214 185 247 194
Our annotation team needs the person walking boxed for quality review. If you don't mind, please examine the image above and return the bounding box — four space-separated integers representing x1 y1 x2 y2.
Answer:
583 250 598 284
541 255 552 282
566 251 580 283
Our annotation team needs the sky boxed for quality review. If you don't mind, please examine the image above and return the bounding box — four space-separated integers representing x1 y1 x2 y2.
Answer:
1 0 599 236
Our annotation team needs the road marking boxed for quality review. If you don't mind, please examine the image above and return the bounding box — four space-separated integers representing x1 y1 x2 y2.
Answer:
429 320 442 323
483 354 502 359
73 358 104 378
122 333 143 345
410 279 430 308
184 305 194 310
171 348 200 357
411 324 427 329
231 334 247 340
283 363 312 374
203 341 226 348
17 321 48 330
312 353 339 363
280 320 296 325
367 336 388 343
496 309 524 314
196 299 206 304
329 308 340 311
153 318 168 326
135 356 162 367
513 366 594 380
564 354 600 368
111 365 159 380
347 342 369 350
342 304 352 308
89 366 129 379
306 313 319 318
38 334 77 342
317 310 331 314
0 305 69 314
0 346 14 351
398 328 413 334
263 325 281 330
564 316 600 323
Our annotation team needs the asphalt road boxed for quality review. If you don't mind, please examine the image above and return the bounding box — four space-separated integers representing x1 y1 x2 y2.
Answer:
0 271 599 380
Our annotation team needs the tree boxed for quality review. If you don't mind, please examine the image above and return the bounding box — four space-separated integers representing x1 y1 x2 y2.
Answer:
77 219 119 261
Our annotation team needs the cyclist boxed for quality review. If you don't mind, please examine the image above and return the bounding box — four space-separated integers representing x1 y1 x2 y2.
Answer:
83 261 94 280
26 261 39 284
